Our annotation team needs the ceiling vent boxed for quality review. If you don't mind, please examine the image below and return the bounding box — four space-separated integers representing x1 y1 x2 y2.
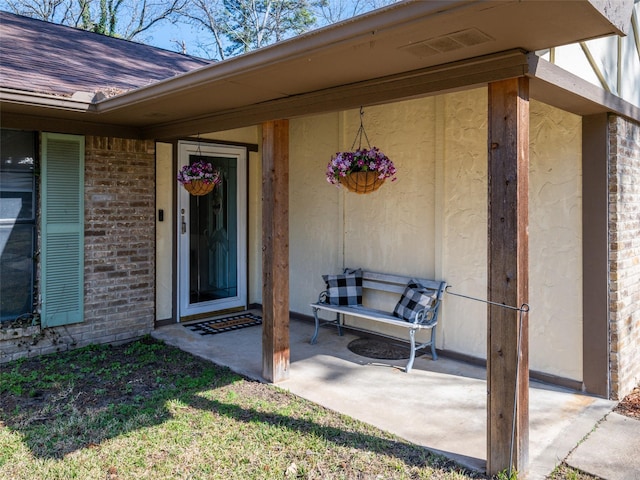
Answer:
400 28 493 58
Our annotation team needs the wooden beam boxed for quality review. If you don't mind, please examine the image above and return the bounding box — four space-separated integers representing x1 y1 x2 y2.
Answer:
143 51 530 139
261 119 290 383
487 77 530 476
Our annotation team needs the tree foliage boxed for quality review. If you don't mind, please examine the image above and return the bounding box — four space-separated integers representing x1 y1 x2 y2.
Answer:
2 0 187 40
1 0 399 58
184 0 319 59
314 0 395 25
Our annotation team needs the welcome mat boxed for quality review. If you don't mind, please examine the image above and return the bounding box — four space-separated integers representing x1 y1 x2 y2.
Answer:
185 313 262 335
347 338 420 360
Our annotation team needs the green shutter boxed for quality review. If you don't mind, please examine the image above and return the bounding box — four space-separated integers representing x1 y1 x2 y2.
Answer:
41 133 84 327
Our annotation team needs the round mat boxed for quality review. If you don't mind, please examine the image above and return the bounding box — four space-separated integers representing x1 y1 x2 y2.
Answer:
347 338 417 360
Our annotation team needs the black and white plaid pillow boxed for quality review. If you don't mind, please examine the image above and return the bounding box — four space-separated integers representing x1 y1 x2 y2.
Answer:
393 280 437 322
322 268 363 306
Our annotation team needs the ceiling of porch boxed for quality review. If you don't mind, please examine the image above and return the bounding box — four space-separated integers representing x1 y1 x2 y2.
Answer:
1 0 635 138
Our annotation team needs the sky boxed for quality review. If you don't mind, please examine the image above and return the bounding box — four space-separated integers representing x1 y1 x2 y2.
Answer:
136 1 395 59
144 20 210 57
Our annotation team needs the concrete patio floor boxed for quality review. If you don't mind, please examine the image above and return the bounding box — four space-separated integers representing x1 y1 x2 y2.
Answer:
152 313 615 479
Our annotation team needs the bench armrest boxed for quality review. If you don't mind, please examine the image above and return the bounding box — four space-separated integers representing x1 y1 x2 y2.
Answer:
317 290 329 303
413 299 441 327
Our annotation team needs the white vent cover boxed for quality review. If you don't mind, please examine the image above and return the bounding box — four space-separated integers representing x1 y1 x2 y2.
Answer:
400 28 493 58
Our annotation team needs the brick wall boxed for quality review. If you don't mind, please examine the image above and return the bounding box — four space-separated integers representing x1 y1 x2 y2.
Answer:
0 136 156 362
609 115 640 399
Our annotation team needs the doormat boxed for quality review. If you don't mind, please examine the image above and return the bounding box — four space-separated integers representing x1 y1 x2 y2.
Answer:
185 313 262 335
347 338 420 360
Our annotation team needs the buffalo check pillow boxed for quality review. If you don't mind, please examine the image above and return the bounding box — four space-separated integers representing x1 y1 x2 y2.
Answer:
322 268 363 306
393 280 437 322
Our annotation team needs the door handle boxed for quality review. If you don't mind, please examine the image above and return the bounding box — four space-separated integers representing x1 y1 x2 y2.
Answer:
181 213 186 234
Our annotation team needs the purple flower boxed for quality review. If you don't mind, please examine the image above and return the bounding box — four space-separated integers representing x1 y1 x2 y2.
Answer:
326 147 397 186
177 160 222 186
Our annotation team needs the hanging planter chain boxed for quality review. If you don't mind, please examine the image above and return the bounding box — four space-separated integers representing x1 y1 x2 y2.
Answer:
325 106 397 192
178 133 221 196
342 107 383 193
350 107 372 151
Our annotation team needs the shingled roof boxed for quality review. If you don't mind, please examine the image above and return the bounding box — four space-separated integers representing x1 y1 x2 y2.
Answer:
0 11 211 99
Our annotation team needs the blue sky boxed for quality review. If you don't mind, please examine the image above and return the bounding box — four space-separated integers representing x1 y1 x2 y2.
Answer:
144 20 208 56
140 1 393 59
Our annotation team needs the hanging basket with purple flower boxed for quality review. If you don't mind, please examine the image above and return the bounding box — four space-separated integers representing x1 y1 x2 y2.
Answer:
325 108 397 194
177 160 222 196
326 147 397 194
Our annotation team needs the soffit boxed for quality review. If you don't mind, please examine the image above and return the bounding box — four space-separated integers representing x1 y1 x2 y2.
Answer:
1 0 632 136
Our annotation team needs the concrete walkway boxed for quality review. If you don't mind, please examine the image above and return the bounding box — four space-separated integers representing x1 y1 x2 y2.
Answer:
565 412 640 480
152 315 617 479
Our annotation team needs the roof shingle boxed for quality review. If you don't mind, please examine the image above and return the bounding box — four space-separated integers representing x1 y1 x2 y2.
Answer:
0 11 211 98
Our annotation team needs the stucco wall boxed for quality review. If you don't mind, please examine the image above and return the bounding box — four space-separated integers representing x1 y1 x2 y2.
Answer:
289 113 343 311
156 143 173 320
288 90 584 381
155 90 584 382
529 102 583 380
438 91 488 357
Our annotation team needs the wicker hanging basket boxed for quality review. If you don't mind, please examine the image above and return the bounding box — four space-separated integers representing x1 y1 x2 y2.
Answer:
183 180 215 196
340 171 385 194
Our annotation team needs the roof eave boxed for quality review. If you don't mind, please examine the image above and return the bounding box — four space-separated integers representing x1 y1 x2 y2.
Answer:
93 0 632 128
0 88 94 112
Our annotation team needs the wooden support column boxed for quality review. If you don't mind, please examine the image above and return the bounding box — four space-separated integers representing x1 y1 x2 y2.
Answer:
261 119 290 383
487 77 529 476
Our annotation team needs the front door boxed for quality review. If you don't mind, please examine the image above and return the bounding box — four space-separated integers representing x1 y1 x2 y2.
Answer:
178 141 247 318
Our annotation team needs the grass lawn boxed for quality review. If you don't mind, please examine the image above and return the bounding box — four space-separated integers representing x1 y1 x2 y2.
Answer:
1 336 603 479
1 336 492 480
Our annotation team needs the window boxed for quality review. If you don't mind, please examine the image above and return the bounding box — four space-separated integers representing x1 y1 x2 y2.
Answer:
0 129 37 322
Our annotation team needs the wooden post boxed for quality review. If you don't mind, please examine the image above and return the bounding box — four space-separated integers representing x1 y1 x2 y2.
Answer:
261 119 290 383
487 77 529 476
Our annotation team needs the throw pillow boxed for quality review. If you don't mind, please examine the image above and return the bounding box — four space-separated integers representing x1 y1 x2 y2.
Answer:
393 280 437 322
322 268 363 306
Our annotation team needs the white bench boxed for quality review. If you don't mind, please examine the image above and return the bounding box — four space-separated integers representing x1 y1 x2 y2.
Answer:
310 270 446 373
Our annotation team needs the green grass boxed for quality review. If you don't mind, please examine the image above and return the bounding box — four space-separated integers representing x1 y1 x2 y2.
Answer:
1 337 598 479
1 337 490 480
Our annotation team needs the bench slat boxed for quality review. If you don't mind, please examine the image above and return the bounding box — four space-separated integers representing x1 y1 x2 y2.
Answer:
309 303 433 329
362 271 444 294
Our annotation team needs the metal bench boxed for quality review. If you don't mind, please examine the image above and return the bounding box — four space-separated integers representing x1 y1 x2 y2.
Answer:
310 270 447 373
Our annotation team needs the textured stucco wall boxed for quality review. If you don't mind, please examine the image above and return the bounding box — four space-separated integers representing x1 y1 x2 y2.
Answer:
288 101 439 340
154 91 584 382
289 113 343 314
288 90 584 381
156 143 173 320
529 102 583 380
438 90 488 357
